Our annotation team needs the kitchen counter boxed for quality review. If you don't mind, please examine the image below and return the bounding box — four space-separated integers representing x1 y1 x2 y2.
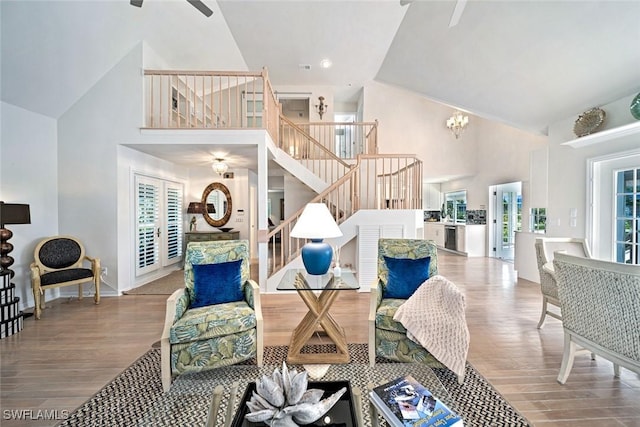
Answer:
424 222 486 256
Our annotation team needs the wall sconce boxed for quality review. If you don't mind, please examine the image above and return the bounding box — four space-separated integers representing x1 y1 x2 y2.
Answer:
212 158 229 176
315 96 327 120
446 110 469 139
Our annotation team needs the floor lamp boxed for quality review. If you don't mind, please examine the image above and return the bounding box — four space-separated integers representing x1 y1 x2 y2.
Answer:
0 202 31 278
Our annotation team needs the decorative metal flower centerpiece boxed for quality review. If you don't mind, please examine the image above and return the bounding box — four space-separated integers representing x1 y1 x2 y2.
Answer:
245 362 346 426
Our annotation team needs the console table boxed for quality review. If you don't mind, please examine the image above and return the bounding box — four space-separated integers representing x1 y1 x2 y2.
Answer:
277 269 359 364
185 231 239 244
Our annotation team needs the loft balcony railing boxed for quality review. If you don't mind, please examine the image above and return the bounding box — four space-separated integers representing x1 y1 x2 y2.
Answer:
143 68 378 161
267 154 422 276
143 67 280 142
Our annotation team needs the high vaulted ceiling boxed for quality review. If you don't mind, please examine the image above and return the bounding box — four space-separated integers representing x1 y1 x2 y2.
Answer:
2 0 640 136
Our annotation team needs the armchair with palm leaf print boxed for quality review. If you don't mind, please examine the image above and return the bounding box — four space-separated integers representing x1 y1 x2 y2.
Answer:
160 239 263 391
368 238 443 368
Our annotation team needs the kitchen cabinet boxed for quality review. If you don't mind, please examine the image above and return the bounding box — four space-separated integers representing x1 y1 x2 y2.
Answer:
456 225 466 253
424 222 445 247
423 184 442 210
460 225 486 257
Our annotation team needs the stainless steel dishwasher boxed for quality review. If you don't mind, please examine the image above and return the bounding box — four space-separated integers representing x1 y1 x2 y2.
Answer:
445 225 457 250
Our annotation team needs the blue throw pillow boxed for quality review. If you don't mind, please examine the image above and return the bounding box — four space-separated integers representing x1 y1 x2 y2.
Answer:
382 256 431 299
191 259 243 308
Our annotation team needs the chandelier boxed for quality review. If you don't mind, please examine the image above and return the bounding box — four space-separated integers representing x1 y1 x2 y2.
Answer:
446 110 469 139
212 158 228 176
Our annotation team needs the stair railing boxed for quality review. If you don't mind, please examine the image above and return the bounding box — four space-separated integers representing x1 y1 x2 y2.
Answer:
300 120 379 158
266 154 423 276
279 115 353 183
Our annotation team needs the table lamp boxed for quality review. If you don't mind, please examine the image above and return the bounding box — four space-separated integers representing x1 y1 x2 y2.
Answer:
0 202 31 278
291 203 343 275
187 202 204 231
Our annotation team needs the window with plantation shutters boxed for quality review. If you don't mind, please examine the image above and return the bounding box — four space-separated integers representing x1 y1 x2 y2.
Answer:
135 174 184 277
164 184 183 264
136 177 160 274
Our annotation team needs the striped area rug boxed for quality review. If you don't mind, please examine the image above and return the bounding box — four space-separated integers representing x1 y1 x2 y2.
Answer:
58 344 531 427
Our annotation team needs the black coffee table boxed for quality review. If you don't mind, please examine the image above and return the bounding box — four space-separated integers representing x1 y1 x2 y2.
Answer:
230 380 358 427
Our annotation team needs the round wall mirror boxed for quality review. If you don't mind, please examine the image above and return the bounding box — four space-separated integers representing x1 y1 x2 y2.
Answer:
201 182 232 227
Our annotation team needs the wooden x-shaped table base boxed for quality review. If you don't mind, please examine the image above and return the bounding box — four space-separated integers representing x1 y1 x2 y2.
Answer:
286 283 351 365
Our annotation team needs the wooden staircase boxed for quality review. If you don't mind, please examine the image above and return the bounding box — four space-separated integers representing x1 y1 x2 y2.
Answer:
267 117 423 277
142 67 424 280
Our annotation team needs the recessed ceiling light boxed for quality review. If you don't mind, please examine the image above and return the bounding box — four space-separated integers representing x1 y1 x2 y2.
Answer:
320 59 332 69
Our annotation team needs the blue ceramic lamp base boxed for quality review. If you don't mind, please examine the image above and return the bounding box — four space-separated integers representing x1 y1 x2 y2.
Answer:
301 239 333 275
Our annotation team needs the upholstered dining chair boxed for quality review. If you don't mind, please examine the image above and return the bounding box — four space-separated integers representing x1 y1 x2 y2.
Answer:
161 239 263 391
368 238 441 367
30 236 101 319
534 237 591 328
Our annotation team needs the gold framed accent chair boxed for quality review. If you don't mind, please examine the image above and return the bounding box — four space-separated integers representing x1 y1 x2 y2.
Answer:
30 236 101 320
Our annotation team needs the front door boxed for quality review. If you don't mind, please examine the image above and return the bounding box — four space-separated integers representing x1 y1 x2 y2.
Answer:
493 181 522 261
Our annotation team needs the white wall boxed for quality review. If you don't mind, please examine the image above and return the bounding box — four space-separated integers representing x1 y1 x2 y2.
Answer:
545 92 640 248
58 44 147 295
438 114 546 211
362 80 478 181
284 173 316 218
362 80 546 216
0 103 58 309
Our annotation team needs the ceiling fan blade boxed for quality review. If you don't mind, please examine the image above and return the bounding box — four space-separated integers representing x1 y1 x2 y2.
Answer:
187 0 213 17
448 0 468 27
130 0 143 7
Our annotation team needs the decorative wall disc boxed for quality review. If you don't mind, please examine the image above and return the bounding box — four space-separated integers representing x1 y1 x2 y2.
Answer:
573 107 606 137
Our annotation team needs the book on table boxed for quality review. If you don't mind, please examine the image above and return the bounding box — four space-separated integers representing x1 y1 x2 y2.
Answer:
369 375 463 427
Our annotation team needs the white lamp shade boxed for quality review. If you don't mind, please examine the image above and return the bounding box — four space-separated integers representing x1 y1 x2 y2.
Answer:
291 203 343 239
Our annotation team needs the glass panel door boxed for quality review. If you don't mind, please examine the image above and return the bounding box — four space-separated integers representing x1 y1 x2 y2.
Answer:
135 175 185 276
494 182 522 261
164 183 184 266
615 168 639 264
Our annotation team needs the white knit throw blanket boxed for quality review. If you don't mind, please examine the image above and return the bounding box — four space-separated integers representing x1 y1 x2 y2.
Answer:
393 275 469 382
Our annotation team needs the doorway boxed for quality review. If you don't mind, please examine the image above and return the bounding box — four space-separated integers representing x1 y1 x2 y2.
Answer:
280 98 310 123
490 181 522 261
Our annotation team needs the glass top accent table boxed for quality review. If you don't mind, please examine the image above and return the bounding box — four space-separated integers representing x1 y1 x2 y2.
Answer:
277 269 360 364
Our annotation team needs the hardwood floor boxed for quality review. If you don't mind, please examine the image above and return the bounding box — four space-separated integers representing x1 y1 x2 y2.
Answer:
1 252 639 426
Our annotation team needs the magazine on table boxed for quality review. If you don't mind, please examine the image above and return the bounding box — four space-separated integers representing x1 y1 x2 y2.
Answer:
369 375 463 427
